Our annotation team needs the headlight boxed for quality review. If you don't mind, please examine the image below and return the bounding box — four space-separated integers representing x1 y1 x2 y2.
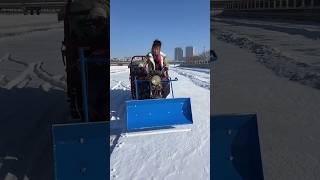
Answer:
151 75 161 85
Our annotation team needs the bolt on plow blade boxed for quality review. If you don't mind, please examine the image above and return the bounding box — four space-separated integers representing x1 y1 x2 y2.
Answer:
212 113 264 180
126 98 193 131
52 122 108 180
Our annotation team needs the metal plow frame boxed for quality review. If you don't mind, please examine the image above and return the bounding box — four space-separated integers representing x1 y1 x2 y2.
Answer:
52 49 109 180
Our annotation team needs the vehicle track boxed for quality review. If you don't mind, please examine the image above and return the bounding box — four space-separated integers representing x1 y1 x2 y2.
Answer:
0 53 66 91
171 67 210 90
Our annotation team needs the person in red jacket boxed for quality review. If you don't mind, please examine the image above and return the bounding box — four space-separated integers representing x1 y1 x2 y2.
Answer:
145 39 169 72
145 39 170 98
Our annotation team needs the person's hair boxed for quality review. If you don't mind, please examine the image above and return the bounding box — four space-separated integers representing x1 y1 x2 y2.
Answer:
152 39 162 48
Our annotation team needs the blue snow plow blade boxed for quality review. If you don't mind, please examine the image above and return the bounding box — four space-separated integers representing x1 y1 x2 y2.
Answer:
212 113 264 180
126 98 193 131
52 122 108 180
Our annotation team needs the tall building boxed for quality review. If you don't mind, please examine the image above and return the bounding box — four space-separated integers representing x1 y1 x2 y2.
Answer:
174 47 183 61
185 46 194 58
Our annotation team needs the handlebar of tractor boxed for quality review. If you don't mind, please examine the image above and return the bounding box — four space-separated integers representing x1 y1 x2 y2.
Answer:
134 77 178 99
134 77 178 83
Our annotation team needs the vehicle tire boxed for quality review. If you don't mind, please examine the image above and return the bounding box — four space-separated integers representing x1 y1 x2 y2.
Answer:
161 82 170 98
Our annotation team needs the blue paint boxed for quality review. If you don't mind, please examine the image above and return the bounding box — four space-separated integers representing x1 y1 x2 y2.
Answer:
211 114 264 180
79 49 108 122
79 49 89 122
134 76 139 99
52 122 108 180
52 51 109 180
170 80 174 98
126 98 193 131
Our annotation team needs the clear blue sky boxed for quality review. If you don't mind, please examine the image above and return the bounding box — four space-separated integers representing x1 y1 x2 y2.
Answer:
111 0 210 60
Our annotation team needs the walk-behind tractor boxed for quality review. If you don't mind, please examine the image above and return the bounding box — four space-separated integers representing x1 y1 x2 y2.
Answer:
126 56 193 133
52 0 109 179
60 0 108 121
52 50 108 180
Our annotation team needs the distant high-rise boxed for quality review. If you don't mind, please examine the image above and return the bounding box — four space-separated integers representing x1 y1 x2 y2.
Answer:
185 46 194 58
175 47 183 61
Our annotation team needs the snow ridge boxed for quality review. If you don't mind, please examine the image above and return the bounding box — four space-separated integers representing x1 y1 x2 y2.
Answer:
213 29 320 89
0 53 66 91
111 80 130 90
0 24 63 40
171 67 210 90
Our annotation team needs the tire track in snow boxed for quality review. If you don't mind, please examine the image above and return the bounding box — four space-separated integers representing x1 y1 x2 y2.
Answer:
0 25 63 40
34 62 66 90
212 23 320 89
177 67 210 74
0 53 27 66
0 53 66 91
3 62 36 90
110 79 131 156
16 76 32 89
110 68 129 75
0 53 11 63
6 54 28 66
0 75 9 86
171 67 210 90
111 80 130 90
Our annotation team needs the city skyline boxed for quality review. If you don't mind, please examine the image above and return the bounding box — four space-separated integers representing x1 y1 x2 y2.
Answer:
112 45 208 61
175 47 183 61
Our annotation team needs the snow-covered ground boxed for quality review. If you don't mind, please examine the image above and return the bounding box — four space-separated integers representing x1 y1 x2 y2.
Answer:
110 65 210 180
0 15 68 180
212 17 320 89
0 15 63 40
212 18 320 180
